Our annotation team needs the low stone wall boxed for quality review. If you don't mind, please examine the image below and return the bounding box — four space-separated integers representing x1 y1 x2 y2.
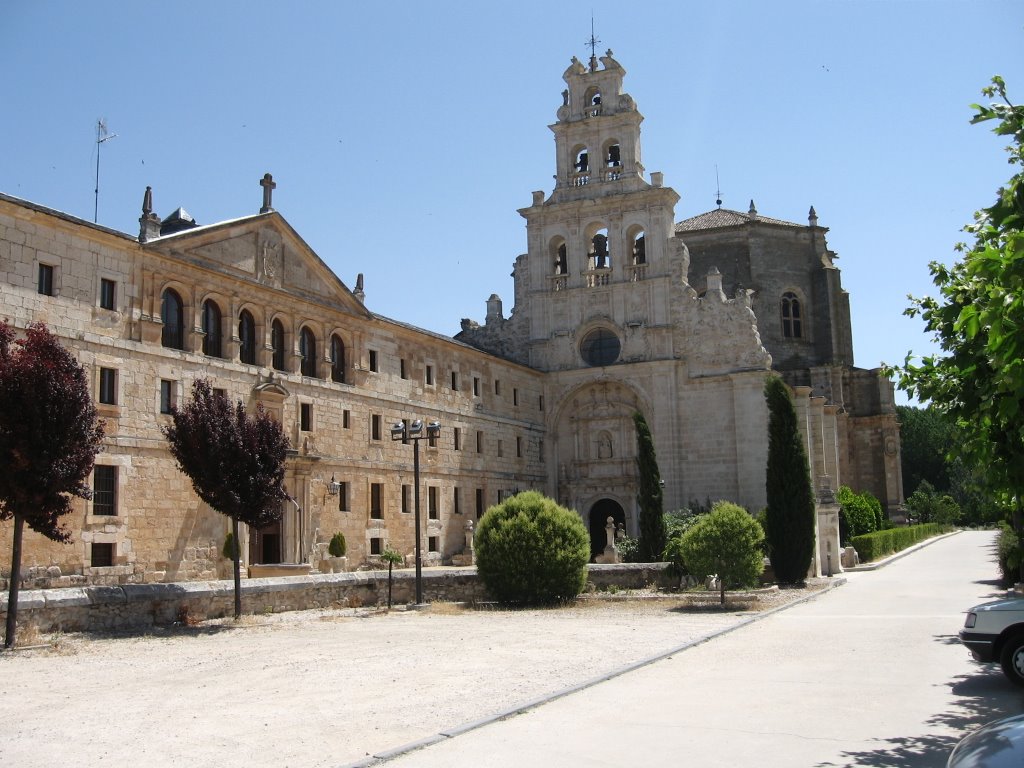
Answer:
0 563 674 634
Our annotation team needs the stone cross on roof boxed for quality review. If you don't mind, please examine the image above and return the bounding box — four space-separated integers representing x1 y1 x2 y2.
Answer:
259 173 276 213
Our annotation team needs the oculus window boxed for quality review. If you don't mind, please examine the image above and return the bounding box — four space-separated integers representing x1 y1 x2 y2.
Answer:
580 328 621 367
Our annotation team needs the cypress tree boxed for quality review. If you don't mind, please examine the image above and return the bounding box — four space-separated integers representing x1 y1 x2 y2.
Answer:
634 411 667 562
764 376 816 583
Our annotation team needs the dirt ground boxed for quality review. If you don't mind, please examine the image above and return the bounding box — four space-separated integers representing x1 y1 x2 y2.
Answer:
0 586 829 768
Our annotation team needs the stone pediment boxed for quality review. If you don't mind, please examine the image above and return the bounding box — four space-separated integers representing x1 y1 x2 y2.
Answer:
145 213 370 319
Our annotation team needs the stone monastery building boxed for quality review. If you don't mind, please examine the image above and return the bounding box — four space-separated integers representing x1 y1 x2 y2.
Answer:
0 51 901 588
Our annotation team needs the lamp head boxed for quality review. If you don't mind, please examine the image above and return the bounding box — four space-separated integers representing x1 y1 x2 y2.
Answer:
390 422 406 440
409 419 423 436
426 420 441 438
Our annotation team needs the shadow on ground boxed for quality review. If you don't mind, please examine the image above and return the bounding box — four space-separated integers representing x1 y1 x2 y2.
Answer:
815 665 1024 767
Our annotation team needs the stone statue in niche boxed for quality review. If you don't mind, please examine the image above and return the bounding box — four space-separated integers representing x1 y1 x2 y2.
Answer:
597 433 613 459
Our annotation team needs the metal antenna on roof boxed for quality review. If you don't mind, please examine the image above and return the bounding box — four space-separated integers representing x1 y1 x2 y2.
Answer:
94 118 118 223
586 15 600 71
715 165 723 209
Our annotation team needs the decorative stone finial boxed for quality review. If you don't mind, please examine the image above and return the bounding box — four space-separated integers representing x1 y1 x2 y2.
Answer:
808 206 818 227
748 199 758 218
354 273 365 304
259 173 276 214
138 186 161 243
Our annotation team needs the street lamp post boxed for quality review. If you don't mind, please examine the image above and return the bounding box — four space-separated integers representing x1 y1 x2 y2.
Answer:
391 418 441 605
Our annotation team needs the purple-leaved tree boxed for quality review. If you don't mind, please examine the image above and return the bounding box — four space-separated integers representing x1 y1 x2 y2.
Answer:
0 322 105 648
163 379 289 618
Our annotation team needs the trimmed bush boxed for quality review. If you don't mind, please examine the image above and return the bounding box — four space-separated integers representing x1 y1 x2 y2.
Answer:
851 523 952 562
222 532 236 560
998 522 1022 587
328 532 347 558
678 501 765 601
837 486 880 542
474 491 590 605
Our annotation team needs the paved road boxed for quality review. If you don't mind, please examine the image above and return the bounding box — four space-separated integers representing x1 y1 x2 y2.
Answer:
380 531 1024 767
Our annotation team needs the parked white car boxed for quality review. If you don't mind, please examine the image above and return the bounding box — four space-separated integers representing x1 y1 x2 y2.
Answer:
959 597 1024 686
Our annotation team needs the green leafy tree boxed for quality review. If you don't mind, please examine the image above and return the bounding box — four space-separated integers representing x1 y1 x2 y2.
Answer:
678 501 765 604
764 376 816 584
904 480 962 525
897 405 954 495
837 486 880 542
889 77 1024 581
474 491 589 605
0 322 105 648
163 379 290 618
633 411 666 562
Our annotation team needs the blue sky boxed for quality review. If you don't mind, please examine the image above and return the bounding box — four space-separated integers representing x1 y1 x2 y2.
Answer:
3 2 1023 403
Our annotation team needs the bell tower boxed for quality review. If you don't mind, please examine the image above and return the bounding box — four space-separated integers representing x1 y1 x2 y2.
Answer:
550 51 647 202
514 50 682 372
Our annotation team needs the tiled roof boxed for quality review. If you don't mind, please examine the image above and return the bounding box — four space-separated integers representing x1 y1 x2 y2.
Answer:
675 208 803 232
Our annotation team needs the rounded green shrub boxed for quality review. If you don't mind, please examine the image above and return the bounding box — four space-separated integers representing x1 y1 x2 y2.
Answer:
222 532 236 560
678 501 764 589
328 532 347 558
474 491 590 605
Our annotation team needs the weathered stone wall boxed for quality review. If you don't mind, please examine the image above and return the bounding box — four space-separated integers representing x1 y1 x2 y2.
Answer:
0 564 675 633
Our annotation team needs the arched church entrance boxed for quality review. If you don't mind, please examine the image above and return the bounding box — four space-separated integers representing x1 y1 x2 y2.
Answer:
588 499 625 558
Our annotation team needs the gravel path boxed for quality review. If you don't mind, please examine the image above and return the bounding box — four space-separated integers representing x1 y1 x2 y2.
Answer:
0 588 828 767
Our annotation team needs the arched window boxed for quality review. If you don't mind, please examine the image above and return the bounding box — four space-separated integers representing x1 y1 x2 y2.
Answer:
160 288 184 350
590 228 610 270
238 310 256 365
631 232 646 265
271 319 286 371
781 292 803 339
201 299 222 357
605 143 620 167
552 238 568 275
330 334 346 383
299 327 317 378
574 147 589 173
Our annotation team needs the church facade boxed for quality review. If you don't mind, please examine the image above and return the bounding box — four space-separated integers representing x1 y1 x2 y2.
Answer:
0 52 900 589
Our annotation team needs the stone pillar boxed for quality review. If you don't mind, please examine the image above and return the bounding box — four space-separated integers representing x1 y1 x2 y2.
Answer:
815 478 842 577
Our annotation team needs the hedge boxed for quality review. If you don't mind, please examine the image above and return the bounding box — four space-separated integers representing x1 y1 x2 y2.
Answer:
851 523 953 562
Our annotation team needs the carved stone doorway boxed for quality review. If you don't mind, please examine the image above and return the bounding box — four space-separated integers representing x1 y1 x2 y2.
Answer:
250 519 282 564
588 499 625 558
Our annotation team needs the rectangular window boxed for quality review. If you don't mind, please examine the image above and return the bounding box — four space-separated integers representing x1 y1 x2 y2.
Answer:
370 537 383 555
428 536 439 553
93 466 117 516
213 388 227 401
453 486 461 515
99 278 116 311
539 394 544 411
300 403 312 432
401 418 410 445
371 414 382 441
516 436 523 458
37 263 54 296
369 350 378 373
497 439 504 458
451 371 459 391
425 365 434 385
160 379 175 414
473 376 480 397
495 380 501 396
476 431 483 453
402 484 411 514
343 409 351 429
539 439 545 462
400 358 408 379
428 486 439 519
513 388 519 406
428 429 437 448
370 483 383 519
91 542 114 568
98 367 117 405
454 427 462 451
338 481 349 512
475 488 485 519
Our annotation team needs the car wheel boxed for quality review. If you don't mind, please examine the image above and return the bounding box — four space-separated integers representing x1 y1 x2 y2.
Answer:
999 634 1024 687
